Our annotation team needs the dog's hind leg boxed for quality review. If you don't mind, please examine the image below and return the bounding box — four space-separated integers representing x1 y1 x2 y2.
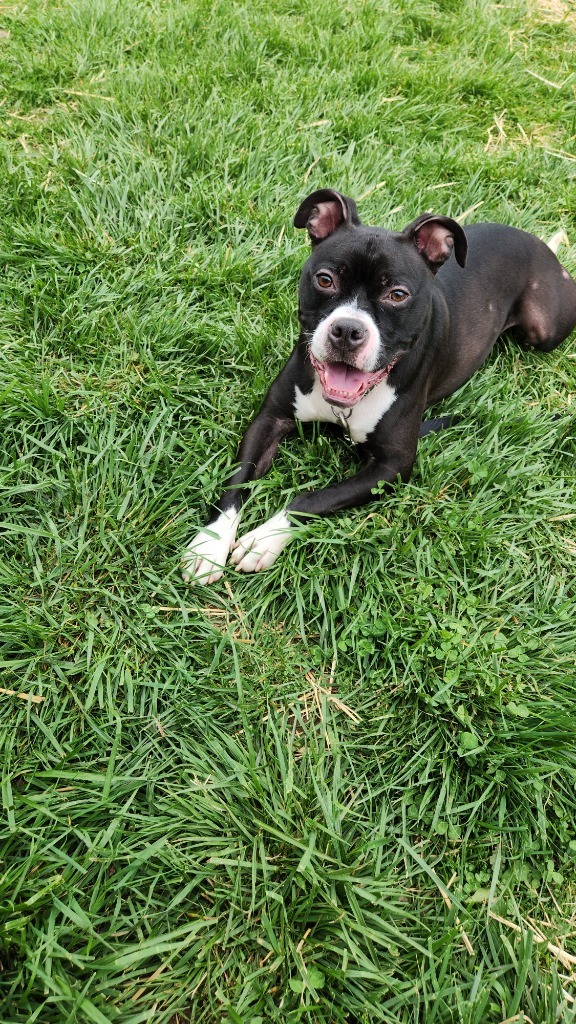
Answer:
509 246 576 353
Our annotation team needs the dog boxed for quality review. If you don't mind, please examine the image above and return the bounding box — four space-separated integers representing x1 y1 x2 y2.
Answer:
182 187 576 583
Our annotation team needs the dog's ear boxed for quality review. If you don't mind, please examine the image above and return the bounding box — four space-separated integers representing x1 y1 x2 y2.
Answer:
294 188 361 245
402 213 467 272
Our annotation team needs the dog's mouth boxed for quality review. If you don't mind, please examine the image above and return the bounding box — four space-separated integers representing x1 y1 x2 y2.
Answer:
309 353 398 408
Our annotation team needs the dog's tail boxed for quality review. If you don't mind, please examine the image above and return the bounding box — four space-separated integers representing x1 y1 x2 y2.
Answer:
547 229 569 254
419 414 461 437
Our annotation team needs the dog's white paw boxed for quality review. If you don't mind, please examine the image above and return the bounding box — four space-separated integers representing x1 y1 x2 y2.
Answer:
231 512 293 573
181 509 240 584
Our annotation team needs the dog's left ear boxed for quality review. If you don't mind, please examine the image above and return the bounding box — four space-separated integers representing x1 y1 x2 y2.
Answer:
294 188 361 245
402 213 467 272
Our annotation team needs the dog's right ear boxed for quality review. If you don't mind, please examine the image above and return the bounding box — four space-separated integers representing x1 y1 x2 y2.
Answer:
294 188 361 245
402 213 467 271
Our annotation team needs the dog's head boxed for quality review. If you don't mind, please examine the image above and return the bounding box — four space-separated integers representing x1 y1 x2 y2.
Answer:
294 188 467 408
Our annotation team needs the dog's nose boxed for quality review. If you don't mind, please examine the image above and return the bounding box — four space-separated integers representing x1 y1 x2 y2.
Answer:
327 318 367 351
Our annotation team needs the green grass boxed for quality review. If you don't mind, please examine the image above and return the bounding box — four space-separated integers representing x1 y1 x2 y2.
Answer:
1 0 576 1020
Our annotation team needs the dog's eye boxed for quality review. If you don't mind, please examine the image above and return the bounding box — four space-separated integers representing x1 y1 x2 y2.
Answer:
386 288 409 303
315 272 335 290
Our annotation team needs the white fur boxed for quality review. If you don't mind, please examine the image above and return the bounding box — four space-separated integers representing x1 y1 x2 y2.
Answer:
181 508 240 584
547 230 568 254
309 299 381 371
231 511 292 573
294 374 397 444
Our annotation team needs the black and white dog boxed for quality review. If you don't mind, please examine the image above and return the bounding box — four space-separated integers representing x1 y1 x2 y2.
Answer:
182 188 576 583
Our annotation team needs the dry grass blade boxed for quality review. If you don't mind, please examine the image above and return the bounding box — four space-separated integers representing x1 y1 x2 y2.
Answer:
489 912 576 970
0 686 45 704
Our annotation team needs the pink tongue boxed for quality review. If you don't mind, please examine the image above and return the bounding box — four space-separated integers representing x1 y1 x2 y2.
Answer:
325 363 369 393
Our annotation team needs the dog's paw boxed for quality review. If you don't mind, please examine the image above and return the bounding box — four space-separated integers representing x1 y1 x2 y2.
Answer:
231 512 293 573
181 510 240 584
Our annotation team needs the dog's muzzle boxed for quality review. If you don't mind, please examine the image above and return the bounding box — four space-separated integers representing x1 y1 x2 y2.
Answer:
309 351 398 407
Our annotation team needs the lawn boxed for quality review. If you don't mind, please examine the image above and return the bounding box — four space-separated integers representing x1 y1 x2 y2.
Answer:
1 0 576 1021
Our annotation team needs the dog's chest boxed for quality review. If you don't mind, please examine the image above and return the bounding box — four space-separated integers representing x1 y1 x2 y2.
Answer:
293 376 397 444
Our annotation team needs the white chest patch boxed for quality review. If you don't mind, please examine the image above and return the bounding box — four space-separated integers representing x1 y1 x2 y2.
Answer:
294 375 397 444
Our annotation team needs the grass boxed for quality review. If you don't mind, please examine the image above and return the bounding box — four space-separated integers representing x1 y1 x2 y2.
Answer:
1 0 576 1020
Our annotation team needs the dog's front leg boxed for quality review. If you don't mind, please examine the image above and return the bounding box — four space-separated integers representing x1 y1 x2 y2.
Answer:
182 411 295 583
231 452 414 574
